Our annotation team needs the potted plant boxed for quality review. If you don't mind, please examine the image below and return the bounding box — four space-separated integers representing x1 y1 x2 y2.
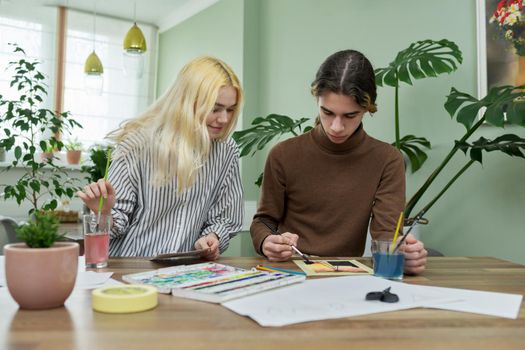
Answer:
4 211 78 309
65 138 83 165
81 144 113 183
0 44 83 309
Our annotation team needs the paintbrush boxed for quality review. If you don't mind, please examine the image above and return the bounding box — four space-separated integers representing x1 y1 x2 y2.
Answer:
393 212 424 253
259 219 313 264
97 148 112 223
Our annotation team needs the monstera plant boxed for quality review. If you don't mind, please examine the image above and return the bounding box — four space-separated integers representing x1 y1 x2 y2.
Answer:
375 39 463 173
405 85 525 222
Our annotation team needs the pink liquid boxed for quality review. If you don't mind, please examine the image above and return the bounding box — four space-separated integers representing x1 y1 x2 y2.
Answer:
85 233 109 266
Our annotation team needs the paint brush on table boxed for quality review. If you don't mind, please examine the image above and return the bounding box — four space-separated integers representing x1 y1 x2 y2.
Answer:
259 219 313 264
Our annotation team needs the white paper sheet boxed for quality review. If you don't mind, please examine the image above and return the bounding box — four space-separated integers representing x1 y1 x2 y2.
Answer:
74 271 114 289
414 284 523 319
222 275 523 327
223 276 461 327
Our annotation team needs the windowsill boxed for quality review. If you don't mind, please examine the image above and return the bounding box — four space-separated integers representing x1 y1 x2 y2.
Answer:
0 160 83 171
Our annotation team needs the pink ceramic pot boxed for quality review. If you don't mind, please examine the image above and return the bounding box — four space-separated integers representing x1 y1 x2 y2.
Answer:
4 242 79 309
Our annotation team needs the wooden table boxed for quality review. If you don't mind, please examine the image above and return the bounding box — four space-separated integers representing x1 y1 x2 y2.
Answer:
2 257 525 349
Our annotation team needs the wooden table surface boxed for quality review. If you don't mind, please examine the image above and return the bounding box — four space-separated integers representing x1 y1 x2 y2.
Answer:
2 256 525 350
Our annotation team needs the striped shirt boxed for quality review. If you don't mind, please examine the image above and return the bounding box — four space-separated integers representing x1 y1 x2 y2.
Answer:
107 132 244 257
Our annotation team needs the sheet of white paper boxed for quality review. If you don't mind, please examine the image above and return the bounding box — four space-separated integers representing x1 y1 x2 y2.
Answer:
413 284 523 319
223 276 461 327
224 275 523 326
74 271 114 289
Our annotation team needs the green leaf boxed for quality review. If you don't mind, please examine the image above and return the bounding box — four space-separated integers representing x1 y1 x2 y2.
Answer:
232 114 312 157
375 39 462 88
14 146 22 160
444 87 478 117
394 134 432 173
456 102 484 130
447 86 525 129
507 98 525 126
29 180 41 193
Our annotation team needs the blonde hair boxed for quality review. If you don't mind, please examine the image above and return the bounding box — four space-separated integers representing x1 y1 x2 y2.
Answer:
108 56 243 192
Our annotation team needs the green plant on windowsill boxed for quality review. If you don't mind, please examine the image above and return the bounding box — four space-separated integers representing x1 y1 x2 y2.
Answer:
81 144 113 183
0 44 83 215
65 137 83 165
65 137 83 151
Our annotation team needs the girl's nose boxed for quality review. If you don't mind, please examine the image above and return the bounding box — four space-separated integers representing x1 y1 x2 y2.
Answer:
217 110 229 123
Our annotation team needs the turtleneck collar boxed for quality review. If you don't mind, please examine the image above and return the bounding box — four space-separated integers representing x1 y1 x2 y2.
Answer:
311 123 366 154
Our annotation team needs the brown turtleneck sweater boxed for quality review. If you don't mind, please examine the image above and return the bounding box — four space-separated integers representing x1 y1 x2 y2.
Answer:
250 123 405 257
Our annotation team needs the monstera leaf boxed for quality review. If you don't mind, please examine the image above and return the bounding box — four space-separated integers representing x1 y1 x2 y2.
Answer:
456 135 525 164
445 85 525 130
232 114 311 157
394 135 431 173
375 39 463 87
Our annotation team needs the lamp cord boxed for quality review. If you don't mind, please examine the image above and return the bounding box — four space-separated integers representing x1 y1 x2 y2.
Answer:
92 1 97 51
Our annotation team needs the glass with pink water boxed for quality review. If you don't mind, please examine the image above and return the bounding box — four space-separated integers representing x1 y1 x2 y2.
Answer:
83 214 111 268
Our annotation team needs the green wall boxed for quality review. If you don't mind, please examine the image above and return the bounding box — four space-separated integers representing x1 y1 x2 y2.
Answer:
156 0 244 96
158 0 525 264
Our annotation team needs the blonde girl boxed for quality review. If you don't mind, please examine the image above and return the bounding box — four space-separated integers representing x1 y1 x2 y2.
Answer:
78 56 244 260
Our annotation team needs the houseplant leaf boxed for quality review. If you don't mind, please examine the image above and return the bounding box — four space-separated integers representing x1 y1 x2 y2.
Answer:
446 85 525 130
232 114 310 157
394 134 431 173
457 135 525 163
375 39 462 87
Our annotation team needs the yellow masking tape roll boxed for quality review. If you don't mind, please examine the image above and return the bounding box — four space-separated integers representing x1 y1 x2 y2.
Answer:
92 285 158 313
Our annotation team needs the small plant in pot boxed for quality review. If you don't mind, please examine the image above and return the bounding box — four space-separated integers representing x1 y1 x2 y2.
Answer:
65 138 83 165
4 211 78 309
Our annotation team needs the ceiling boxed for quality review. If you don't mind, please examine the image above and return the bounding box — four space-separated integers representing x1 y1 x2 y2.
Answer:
0 0 219 31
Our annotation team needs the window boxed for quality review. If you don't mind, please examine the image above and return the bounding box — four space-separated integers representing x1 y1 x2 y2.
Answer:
0 6 157 150
0 6 57 147
62 10 157 147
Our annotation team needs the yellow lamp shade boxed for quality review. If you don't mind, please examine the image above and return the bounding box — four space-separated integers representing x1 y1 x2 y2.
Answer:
84 51 104 75
123 23 147 53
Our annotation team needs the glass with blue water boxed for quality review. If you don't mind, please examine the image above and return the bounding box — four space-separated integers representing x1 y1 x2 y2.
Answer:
371 239 405 280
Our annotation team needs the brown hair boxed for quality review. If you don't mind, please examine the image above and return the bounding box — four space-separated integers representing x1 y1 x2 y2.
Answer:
311 50 377 113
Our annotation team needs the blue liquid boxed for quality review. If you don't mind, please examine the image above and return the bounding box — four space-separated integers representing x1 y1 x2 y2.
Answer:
372 253 404 280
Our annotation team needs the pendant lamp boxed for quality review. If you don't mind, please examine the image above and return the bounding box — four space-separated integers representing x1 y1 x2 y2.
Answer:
123 2 147 78
84 2 103 95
